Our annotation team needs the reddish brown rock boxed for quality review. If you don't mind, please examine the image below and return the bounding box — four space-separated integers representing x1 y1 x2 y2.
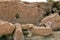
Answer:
14 23 24 40
0 1 53 26
52 15 60 31
31 26 53 36
40 13 60 30
21 24 34 30
40 13 58 25
0 21 15 37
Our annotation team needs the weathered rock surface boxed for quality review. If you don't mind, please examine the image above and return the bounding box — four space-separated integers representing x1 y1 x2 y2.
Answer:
31 26 53 36
0 20 15 37
14 23 24 40
21 24 34 30
40 13 58 25
0 1 60 40
40 13 60 31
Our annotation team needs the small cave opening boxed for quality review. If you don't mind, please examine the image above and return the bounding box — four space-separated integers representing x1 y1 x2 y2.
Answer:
15 13 20 19
37 5 40 7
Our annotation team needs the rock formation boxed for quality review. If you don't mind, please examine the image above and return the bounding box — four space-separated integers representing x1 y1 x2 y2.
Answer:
14 23 24 40
0 1 60 40
0 20 15 37
40 13 60 31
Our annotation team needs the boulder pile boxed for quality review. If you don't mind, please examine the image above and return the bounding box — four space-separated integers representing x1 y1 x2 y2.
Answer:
0 1 60 40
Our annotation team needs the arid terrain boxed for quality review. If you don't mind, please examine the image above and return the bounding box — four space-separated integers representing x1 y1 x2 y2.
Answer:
0 0 60 40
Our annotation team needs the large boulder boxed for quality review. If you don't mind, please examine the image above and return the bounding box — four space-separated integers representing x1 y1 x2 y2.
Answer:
0 20 15 37
52 14 60 31
40 13 58 25
31 26 53 36
40 13 60 31
14 23 24 40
